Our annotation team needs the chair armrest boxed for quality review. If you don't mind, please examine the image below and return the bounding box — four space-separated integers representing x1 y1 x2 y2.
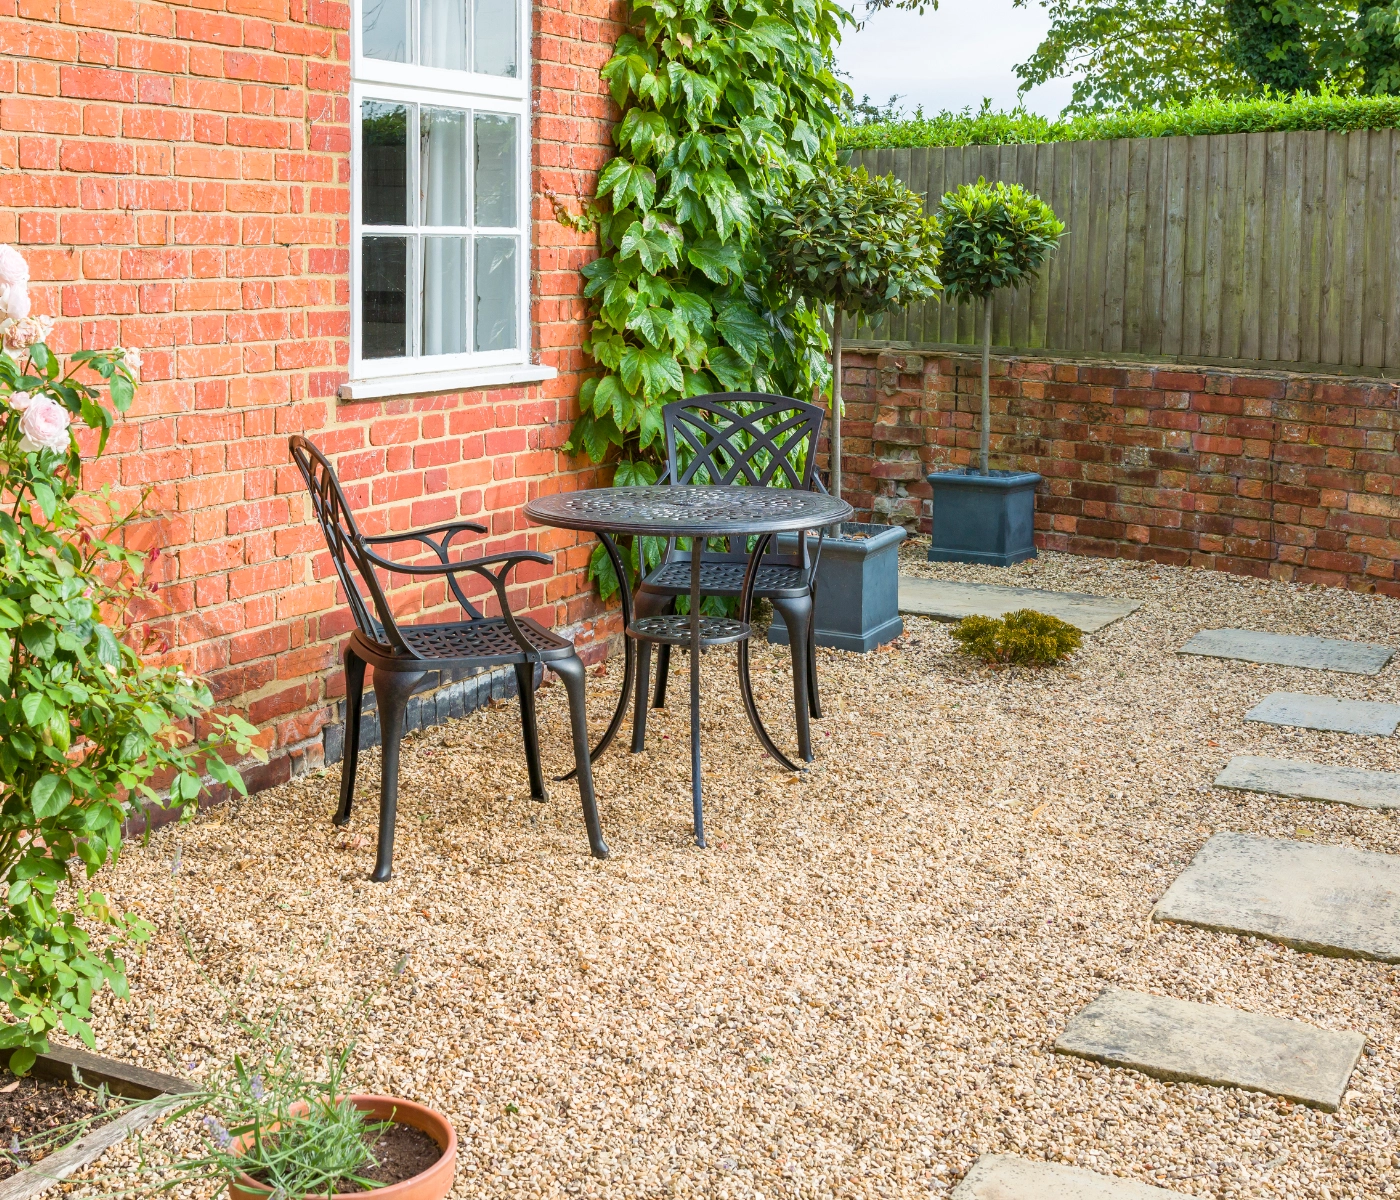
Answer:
363 520 488 546
359 547 551 578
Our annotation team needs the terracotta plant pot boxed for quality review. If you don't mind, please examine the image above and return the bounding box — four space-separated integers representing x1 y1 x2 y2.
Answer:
226 1094 456 1200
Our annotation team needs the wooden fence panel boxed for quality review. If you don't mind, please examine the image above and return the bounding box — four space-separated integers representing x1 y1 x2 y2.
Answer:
850 126 1400 373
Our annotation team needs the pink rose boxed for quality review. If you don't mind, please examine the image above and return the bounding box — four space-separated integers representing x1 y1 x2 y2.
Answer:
8 391 32 412
0 284 31 323
17 394 71 454
0 247 30 290
4 315 52 352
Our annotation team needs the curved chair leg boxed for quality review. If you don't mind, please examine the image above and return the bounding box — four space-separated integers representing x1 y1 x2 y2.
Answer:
369 667 426 883
514 662 549 801
806 587 823 719
553 655 609 859
630 590 671 753
334 648 366 827
653 599 676 709
772 594 815 763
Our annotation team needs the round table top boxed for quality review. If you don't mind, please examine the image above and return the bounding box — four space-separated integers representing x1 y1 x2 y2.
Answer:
524 485 853 538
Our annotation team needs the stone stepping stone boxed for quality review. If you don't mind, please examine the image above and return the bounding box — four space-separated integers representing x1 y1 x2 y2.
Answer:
1053 988 1363 1112
1244 691 1400 737
1153 831 1400 962
898 578 1141 633
952 1154 1185 1198
1216 755 1400 810
1179 628 1394 675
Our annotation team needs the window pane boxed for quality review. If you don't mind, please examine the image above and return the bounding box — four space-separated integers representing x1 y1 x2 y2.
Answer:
474 0 517 76
474 114 516 228
362 101 409 226
363 236 409 359
420 0 467 70
420 108 467 227
362 0 409 62
474 236 517 351
423 237 467 355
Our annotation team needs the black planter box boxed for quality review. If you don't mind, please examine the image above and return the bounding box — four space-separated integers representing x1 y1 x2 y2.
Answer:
768 522 906 653
927 468 1041 566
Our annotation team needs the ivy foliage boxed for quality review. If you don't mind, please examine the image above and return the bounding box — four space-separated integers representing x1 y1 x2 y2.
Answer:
0 339 263 1069
568 0 851 468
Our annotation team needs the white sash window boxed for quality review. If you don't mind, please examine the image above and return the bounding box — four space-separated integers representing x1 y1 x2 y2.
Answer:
345 0 550 399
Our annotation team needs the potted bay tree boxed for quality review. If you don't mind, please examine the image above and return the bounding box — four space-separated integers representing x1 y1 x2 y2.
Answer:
929 177 1065 565
768 164 941 651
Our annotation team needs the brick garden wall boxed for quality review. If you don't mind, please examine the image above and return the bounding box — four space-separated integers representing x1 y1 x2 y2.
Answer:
841 349 1400 599
0 0 624 789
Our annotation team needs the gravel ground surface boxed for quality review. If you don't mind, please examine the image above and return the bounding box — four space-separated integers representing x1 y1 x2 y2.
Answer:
63 547 1400 1198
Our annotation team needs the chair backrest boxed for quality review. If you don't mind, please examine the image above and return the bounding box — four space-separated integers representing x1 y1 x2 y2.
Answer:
288 435 412 656
663 394 824 490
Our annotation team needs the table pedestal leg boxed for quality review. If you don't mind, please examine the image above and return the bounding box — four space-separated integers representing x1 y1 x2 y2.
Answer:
688 536 705 847
557 530 636 781
736 534 804 774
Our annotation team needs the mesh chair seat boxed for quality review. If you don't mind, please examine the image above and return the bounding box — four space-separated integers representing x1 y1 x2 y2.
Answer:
642 559 810 597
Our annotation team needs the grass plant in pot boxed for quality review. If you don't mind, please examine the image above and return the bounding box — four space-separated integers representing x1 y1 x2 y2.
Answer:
768 164 941 651
156 1052 457 1199
929 178 1064 566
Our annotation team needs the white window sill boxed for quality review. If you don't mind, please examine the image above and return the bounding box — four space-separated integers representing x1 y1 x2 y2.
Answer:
338 363 557 401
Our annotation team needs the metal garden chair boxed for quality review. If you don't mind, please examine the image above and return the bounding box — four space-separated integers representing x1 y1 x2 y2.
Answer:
630 394 829 762
289 435 607 881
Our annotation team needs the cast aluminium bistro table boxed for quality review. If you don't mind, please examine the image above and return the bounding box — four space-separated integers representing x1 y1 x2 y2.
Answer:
523 485 853 847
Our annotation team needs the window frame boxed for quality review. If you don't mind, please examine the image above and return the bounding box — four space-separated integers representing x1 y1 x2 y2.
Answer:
348 0 535 387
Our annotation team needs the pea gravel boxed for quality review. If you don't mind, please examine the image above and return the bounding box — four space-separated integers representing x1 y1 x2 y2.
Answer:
60 546 1400 1198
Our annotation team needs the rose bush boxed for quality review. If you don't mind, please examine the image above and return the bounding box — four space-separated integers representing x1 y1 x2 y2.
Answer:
0 249 262 1071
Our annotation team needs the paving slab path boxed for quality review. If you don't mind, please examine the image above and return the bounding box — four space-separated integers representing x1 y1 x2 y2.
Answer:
1216 756 1400 810
897 578 1141 633
952 1155 1186 1199
1244 691 1400 737
1153 832 1400 962
1179 628 1394 675
1054 988 1364 1112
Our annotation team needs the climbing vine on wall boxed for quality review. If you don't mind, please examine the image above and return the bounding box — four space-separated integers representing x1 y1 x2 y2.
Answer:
566 0 850 471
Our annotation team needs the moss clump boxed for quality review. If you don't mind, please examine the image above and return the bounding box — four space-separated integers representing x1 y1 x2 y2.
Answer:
949 609 1083 666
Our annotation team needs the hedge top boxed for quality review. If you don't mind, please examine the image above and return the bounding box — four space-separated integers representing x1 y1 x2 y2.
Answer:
838 91 1400 150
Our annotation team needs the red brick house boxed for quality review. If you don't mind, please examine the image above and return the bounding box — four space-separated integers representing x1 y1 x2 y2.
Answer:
1 0 625 786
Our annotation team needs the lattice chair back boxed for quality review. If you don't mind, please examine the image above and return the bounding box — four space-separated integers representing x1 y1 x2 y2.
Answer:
289 434 414 657
664 394 824 491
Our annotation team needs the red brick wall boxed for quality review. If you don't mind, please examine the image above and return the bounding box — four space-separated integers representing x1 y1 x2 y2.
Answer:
1 0 623 788
841 349 1400 598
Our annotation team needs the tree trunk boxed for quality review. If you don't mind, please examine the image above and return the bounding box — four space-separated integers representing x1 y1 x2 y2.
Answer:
830 313 843 512
980 294 992 476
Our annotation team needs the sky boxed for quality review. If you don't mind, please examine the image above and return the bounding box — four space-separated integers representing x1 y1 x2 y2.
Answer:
835 0 1076 119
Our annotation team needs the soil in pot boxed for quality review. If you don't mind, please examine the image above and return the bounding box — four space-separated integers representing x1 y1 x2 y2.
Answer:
0 1071 105 1179
248 1120 443 1193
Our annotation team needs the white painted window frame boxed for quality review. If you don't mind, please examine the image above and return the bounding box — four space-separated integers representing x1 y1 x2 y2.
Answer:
345 0 552 398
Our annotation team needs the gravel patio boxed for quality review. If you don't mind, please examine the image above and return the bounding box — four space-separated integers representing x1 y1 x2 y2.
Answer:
73 546 1400 1198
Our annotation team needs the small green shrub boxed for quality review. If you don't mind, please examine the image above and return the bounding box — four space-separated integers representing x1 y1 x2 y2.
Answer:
950 609 1083 666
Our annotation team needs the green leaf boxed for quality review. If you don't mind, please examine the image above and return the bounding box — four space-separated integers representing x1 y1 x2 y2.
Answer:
619 345 683 401
596 158 656 212
21 692 53 728
19 625 56 660
716 302 770 365
706 346 752 391
697 169 749 242
686 236 743 284
8 1049 35 1077
32 775 73 819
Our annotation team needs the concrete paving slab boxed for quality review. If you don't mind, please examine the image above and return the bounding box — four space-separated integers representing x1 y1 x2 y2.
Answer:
1053 988 1364 1112
1179 628 1394 675
952 1155 1186 1199
898 578 1141 633
1216 756 1400 810
1244 691 1400 737
1153 832 1400 962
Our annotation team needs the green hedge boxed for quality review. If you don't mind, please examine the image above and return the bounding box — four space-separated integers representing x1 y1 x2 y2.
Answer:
838 92 1400 150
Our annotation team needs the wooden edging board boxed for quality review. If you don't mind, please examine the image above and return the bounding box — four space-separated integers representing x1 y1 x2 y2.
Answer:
0 1045 195 1200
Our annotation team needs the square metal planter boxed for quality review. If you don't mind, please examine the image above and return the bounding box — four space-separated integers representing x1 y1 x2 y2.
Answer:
768 522 906 653
927 468 1041 566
